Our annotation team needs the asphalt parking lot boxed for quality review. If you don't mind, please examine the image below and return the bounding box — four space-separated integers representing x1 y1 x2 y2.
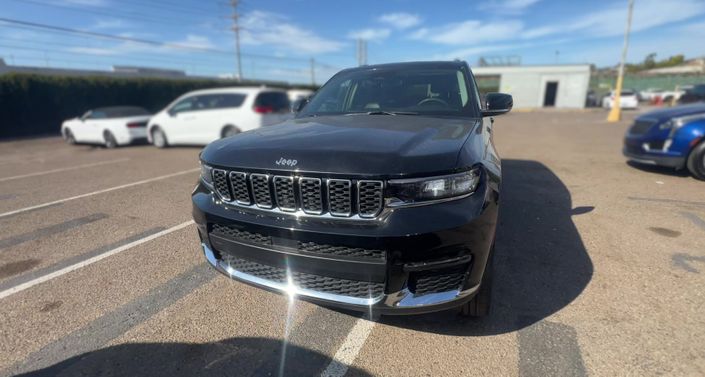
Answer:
1 109 704 377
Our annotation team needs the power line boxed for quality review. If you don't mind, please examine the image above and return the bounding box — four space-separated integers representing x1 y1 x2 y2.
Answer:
0 18 342 69
8 0 206 28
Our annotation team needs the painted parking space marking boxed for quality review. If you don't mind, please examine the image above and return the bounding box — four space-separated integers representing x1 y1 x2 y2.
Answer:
320 315 376 377
3 263 214 376
0 158 130 182
0 220 194 300
0 227 164 291
0 168 198 219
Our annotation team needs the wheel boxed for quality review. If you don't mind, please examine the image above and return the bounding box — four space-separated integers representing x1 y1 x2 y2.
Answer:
151 127 169 148
104 131 118 148
63 129 76 145
459 246 494 317
686 140 705 181
222 125 240 138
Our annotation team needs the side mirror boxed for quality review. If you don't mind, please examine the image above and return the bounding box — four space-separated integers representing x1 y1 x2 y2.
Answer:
482 93 513 117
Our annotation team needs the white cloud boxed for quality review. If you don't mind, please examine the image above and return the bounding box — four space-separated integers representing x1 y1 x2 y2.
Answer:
378 13 421 29
169 34 215 50
522 0 705 40
347 28 391 41
410 20 524 45
66 46 117 55
479 0 541 14
91 19 129 30
240 10 344 54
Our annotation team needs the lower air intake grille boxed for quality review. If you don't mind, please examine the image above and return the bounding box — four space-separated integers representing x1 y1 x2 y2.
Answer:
220 254 385 299
211 224 271 246
412 271 467 296
297 241 385 259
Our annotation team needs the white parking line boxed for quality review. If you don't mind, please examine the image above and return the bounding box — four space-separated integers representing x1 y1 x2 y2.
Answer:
0 168 198 219
0 158 130 182
0 220 194 300
320 315 376 377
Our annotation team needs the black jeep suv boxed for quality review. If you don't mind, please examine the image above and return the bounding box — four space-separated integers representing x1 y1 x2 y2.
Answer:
192 61 512 316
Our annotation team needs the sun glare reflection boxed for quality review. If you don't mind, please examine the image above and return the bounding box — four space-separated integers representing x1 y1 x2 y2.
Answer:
278 265 297 377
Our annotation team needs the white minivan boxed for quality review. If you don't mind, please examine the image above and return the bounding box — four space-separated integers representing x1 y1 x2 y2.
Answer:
147 87 291 147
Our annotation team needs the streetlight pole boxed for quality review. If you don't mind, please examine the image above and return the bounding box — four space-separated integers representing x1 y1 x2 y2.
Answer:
608 0 634 122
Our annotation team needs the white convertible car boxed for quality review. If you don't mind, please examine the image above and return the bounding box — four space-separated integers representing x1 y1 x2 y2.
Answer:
61 106 152 148
147 87 292 147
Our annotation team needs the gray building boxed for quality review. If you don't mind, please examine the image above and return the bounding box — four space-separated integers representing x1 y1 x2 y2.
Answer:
473 64 591 109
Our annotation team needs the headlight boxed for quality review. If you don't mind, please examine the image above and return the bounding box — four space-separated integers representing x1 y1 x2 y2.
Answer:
387 168 481 206
200 162 214 187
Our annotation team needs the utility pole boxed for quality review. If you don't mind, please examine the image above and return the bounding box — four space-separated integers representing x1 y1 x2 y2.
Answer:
356 39 367 66
310 58 315 86
230 0 243 81
608 0 634 123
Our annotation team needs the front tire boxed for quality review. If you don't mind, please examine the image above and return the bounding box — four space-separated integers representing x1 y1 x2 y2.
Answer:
686 140 705 181
63 129 76 145
222 125 240 138
151 127 169 148
104 131 118 149
459 246 494 317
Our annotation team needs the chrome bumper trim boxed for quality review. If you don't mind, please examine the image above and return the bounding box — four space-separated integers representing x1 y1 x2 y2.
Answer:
201 243 478 310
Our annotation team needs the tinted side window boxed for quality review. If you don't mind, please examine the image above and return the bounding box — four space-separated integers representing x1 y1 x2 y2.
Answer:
88 111 107 119
170 97 197 114
198 94 246 110
255 92 290 112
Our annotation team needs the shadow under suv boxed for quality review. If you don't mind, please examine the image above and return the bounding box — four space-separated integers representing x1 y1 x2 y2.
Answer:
192 61 513 316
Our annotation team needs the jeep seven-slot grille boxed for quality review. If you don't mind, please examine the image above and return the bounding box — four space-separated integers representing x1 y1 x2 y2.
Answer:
220 253 385 298
212 170 384 218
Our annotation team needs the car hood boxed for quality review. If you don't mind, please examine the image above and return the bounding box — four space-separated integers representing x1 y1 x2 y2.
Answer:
638 104 705 122
201 115 480 176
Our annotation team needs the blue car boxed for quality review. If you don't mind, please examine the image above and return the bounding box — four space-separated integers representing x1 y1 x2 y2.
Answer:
624 104 705 180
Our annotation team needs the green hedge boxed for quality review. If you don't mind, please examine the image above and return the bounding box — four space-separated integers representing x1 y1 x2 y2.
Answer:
0 73 308 139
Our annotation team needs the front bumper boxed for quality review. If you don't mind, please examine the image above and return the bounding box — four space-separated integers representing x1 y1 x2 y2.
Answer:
623 149 685 168
623 135 686 169
201 243 480 314
192 173 499 315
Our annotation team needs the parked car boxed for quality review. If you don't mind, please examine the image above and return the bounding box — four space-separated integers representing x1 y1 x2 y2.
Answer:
147 87 291 147
193 61 512 316
639 88 664 102
585 90 599 107
602 90 639 109
623 104 705 180
61 106 151 148
287 88 313 102
677 84 705 105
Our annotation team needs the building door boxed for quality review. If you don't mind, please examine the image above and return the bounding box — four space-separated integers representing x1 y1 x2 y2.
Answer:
543 81 558 107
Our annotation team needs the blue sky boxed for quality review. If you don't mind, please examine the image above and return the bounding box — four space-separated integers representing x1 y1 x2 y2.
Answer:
1 0 704 84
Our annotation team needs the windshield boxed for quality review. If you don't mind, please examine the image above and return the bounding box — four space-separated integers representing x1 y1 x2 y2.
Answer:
299 66 480 117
